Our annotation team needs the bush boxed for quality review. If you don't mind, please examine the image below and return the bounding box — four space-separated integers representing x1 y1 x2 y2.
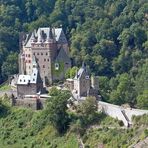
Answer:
118 120 124 126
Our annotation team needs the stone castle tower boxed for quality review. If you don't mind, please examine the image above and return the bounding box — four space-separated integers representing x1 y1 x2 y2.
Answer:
19 27 71 85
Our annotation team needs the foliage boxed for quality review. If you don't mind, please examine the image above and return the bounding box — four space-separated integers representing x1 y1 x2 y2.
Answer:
0 84 11 91
136 90 148 109
0 107 78 148
52 62 64 77
45 88 71 133
0 95 10 117
76 97 98 125
0 0 148 107
132 114 148 127
65 66 79 79
0 93 147 147
48 86 60 96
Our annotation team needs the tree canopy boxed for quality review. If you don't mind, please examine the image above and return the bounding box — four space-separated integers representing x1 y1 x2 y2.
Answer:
0 0 147 108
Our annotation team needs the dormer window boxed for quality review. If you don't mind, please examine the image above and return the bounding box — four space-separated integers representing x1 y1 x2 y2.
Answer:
55 63 59 70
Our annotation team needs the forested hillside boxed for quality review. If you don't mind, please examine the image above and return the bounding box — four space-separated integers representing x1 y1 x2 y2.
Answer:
0 0 148 108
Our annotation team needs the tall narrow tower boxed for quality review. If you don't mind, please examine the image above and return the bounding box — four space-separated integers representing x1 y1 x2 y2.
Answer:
45 27 57 85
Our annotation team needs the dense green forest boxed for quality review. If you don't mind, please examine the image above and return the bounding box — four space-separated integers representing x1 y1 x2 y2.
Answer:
0 0 148 108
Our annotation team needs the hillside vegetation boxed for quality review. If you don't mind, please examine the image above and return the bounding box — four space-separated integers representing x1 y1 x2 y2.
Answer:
0 91 148 148
0 0 148 108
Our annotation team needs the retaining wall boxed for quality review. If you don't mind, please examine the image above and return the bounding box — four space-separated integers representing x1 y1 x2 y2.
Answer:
98 101 148 127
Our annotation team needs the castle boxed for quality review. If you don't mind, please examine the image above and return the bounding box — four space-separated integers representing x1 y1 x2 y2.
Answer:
65 63 99 100
19 27 71 86
15 27 99 109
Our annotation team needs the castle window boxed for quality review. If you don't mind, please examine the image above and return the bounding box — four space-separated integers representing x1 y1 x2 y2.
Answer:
55 63 59 70
37 53 39 55
47 59 49 62
46 53 48 55
41 53 43 55
29 60 31 63
33 52 35 55
29 66 30 69
28 54 30 57
24 79 25 82
43 65 45 68
85 76 89 79
33 79 35 81
44 59 46 61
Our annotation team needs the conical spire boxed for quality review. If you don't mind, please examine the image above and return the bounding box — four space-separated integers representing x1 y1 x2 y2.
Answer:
49 27 53 39
37 28 43 43
46 27 55 42
31 30 36 43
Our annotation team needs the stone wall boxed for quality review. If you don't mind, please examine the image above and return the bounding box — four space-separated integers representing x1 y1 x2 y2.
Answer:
14 98 38 110
17 84 37 98
98 101 129 126
13 97 47 110
98 101 148 127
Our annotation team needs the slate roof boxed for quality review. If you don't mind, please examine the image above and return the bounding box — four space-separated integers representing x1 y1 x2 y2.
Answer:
74 68 85 80
17 68 38 85
74 64 90 80
24 27 67 48
56 48 71 62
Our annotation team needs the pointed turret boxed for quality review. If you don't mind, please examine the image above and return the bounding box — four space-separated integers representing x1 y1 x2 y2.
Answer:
37 28 43 43
46 27 56 43
31 31 36 43
49 27 53 39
